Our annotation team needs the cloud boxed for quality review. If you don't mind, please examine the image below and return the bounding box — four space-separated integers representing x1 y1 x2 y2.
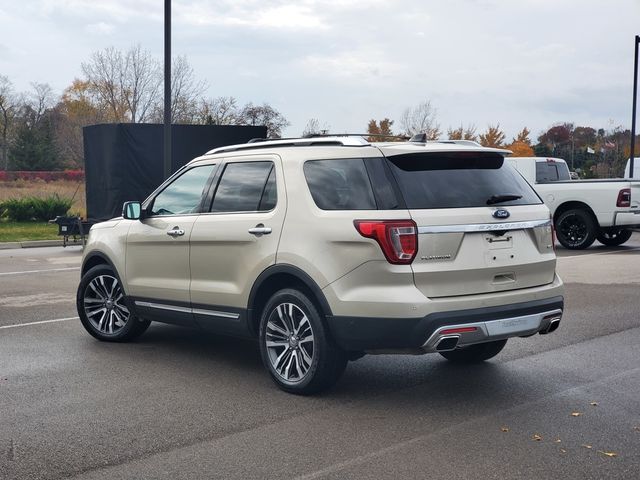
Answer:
84 22 115 36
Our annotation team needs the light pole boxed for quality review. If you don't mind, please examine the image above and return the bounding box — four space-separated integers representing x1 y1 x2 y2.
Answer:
163 0 171 180
630 35 639 178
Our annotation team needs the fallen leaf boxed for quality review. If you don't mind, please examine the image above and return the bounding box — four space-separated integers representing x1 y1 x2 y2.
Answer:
590 401 599 407
554 438 562 443
582 444 592 449
571 412 582 417
501 427 509 433
597 451 618 458
532 434 543 441
634 426 640 432
560 448 567 454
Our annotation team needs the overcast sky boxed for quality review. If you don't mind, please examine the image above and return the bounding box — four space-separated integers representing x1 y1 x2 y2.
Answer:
1 0 638 140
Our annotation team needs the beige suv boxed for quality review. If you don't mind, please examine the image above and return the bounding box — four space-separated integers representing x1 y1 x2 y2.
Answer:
76 136 564 394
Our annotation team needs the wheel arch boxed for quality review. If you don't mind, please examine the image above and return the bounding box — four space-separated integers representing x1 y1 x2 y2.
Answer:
82 251 120 277
247 264 333 337
553 201 600 228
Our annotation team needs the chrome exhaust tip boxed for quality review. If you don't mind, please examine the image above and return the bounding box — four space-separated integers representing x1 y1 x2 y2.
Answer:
539 316 561 334
435 336 460 352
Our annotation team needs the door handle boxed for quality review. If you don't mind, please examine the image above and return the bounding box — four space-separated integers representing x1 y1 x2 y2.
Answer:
167 227 185 237
248 224 272 236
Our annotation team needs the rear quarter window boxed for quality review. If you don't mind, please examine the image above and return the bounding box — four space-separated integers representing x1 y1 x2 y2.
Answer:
386 152 542 209
304 159 376 210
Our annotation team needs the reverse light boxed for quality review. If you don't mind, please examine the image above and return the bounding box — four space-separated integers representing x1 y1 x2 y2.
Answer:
354 219 418 264
616 188 631 208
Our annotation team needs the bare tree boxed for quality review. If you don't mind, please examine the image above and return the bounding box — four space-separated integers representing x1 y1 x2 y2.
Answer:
81 45 162 122
302 118 330 137
29 82 56 125
0 75 18 170
196 96 239 125
400 100 440 139
168 55 207 123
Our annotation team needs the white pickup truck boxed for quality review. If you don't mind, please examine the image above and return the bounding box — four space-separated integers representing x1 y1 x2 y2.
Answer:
508 157 640 249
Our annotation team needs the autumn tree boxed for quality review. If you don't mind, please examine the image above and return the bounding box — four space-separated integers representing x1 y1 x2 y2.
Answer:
400 100 440 139
448 124 477 141
478 124 505 148
302 118 329 137
367 118 396 142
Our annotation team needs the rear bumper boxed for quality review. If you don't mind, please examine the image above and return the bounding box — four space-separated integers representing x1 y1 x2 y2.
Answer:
613 210 640 227
326 296 564 352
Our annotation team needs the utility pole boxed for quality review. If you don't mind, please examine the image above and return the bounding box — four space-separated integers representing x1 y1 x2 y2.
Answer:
630 35 639 178
163 0 171 180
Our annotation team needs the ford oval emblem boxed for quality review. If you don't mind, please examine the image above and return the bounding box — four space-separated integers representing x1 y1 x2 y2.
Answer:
493 209 510 219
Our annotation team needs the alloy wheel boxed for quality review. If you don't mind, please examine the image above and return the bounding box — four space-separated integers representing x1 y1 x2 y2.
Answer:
83 274 130 334
265 303 315 382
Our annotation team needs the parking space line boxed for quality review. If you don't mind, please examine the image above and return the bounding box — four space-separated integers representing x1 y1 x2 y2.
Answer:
0 316 78 330
0 267 80 276
559 247 640 260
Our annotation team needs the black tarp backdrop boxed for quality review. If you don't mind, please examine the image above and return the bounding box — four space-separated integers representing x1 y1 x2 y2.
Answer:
83 123 267 221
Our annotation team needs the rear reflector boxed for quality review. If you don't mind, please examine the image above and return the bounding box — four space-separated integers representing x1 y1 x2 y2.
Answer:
617 188 631 208
440 327 478 335
354 219 418 264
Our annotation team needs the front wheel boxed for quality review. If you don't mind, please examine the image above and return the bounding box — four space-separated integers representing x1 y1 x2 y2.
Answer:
259 288 347 395
77 265 150 342
555 209 597 250
439 339 507 364
596 228 633 246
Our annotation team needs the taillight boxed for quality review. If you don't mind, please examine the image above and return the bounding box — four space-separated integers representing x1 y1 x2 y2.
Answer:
354 220 418 264
617 188 631 208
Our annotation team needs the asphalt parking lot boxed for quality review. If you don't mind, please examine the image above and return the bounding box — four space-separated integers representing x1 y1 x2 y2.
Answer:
1 237 640 479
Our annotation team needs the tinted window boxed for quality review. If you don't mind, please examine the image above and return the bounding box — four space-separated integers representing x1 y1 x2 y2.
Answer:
211 162 275 212
387 152 541 209
151 164 216 216
536 162 570 182
304 159 376 210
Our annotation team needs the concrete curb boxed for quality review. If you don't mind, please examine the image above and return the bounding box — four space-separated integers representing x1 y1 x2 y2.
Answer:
0 239 82 250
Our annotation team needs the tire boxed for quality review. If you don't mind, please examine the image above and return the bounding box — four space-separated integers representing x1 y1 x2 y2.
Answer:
596 228 633 246
259 288 347 395
439 339 507 364
555 209 597 250
77 265 150 342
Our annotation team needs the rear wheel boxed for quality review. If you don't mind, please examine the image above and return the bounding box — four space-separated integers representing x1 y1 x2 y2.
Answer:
77 265 150 342
439 339 507 364
555 209 597 250
596 228 633 246
259 288 347 395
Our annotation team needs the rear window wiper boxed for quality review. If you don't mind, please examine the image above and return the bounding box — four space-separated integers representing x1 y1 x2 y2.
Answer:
486 194 522 205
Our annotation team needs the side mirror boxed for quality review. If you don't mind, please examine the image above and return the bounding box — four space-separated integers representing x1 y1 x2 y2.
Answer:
122 201 142 220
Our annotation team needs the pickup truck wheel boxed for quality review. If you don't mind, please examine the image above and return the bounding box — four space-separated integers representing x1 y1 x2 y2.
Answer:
555 209 597 249
77 265 150 342
596 228 633 246
259 289 347 395
439 339 507 364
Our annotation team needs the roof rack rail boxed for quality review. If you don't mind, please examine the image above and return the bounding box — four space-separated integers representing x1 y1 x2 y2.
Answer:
206 135 370 155
303 133 410 141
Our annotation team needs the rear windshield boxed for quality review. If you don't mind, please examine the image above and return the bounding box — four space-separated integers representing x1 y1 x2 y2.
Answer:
386 152 541 209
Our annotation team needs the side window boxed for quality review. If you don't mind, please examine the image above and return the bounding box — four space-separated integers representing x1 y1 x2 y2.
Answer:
211 161 276 212
536 162 559 183
150 164 216 216
304 159 376 210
